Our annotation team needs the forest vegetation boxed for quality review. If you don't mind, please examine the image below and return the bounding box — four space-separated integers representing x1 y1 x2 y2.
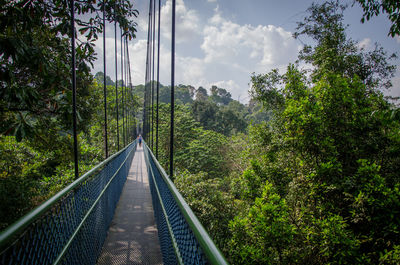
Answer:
152 2 400 264
1 0 400 264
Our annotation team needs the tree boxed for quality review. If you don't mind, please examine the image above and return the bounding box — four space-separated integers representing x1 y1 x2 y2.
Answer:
355 0 400 37
191 100 219 131
246 100 272 124
187 85 196 98
180 129 229 178
229 182 298 264
210 86 233 105
217 106 247 135
176 84 194 104
175 171 237 256
294 1 397 91
0 0 138 141
95 72 115 86
195 86 208 101
0 1 139 228
247 65 400 263
239 2 400 263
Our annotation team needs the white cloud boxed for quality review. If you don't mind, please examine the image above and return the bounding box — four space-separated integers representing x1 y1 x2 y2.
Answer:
176 7 301 101
212 80 239 92
396 36 400 44
92 0 303 103
387 69 400 98
160 0 200 43
93 35 150 86
357 37 372 50
176 57 206 84
127 39 148 85
201 10 300 73
208 0 217 2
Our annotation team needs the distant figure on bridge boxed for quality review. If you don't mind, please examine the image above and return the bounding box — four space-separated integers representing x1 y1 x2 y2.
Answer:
138 134 142 147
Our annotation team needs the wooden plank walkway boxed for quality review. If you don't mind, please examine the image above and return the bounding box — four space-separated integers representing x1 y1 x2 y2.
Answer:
97 145 163 265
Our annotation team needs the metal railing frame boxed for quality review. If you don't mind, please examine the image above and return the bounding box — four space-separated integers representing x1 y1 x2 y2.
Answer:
143 142 228 265
0 140 137 263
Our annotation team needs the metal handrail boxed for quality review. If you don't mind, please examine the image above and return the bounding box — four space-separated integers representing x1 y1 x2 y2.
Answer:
0 141 135 251
144 144 184 264
143 142 229 265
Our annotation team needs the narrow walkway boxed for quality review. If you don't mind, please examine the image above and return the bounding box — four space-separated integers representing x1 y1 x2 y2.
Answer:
97 145 163 265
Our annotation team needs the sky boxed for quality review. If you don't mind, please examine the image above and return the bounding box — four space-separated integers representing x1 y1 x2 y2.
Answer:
92 0 400 102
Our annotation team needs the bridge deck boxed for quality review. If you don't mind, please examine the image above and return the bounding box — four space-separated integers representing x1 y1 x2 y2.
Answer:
97 145 163 265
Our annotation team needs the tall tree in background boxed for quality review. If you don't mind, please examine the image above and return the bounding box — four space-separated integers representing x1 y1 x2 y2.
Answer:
195 86 208 101
210 86 233 105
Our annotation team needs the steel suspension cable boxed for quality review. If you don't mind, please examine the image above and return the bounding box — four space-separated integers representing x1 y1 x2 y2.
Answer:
124 36 129 142
123 35 126 144
124 35 127 143
145 0 153 141
156 0 161 159
70 0 79 179
126 37 135 141
114 3 119 151
103 0 109 158
151 0 156 151
143 6 150 139
125 38 132 139
170 0 176 177
148 0 153 147
126 36 129 143
145 33 148 138
121 27 125 146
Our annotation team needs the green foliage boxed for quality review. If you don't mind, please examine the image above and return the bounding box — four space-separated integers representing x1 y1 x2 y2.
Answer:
0 0 138 141
95 72 115 86
0 137 39 229
294 1 397 91
210 85 233 105
379 245 400 264
0 131 107 230
229 182 297 265
247 66 400 262
153 103 234 177
246 100 272 124
304 213 361 264
191 99 247 136
0 0 139 230
180 129 229 178
348 160 400 260
196 86 208 101
0 79 139 229
174 171 237 254
230 2 400 263
355 0 400 37
250 69 285 111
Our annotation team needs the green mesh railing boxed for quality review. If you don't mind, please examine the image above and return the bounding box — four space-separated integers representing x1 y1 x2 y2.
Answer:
0 141 137 265
143 143 228 265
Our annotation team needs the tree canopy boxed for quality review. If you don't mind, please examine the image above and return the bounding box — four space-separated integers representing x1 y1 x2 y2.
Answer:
0 0 139 229
0 0 138 141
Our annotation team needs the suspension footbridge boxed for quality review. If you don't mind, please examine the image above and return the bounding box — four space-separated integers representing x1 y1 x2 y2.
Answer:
0 0 228 264
0 141 228 265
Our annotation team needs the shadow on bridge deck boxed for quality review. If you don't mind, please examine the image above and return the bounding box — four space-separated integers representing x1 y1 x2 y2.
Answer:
97 145 163 265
